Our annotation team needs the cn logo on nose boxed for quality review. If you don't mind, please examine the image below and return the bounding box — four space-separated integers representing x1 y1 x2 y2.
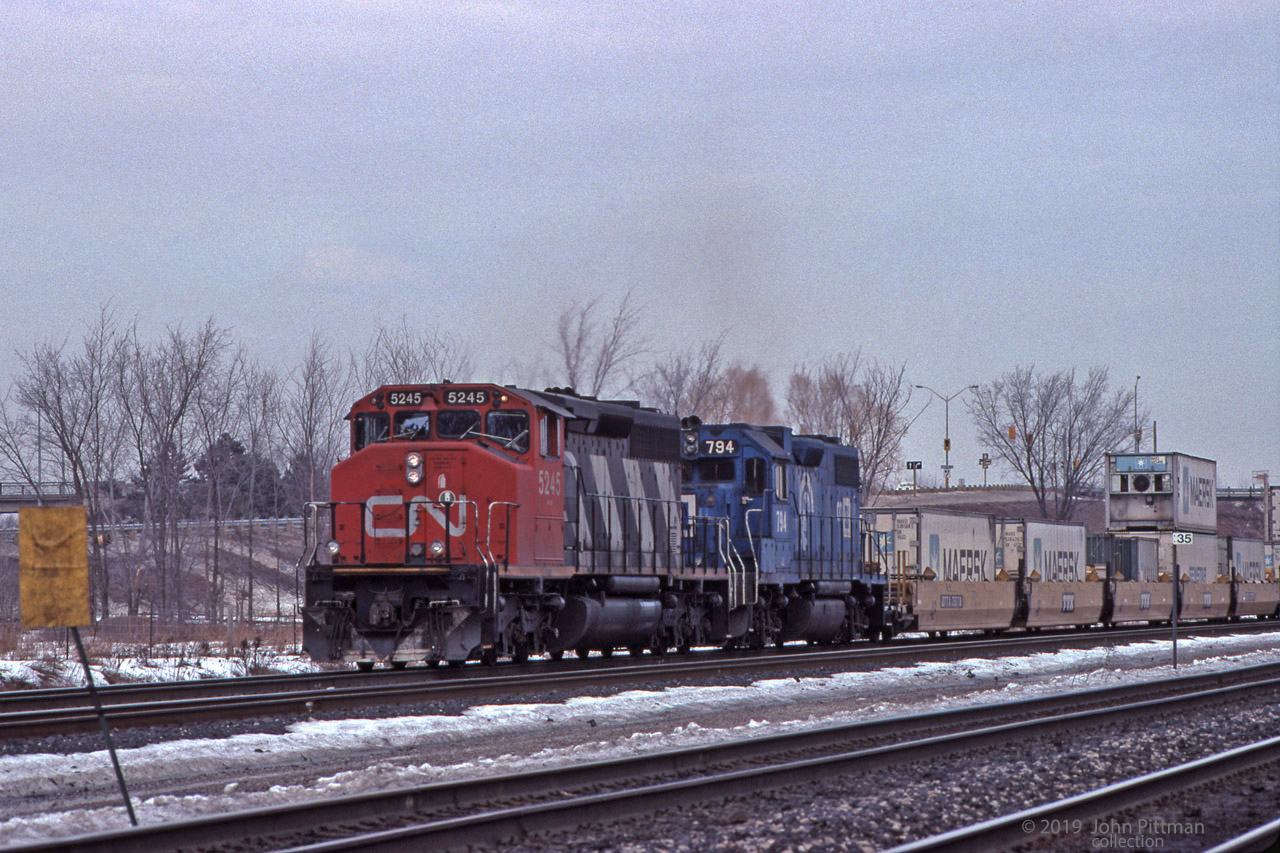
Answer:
364 495 468 538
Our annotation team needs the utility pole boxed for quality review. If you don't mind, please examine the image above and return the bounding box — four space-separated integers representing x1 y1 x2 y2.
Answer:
1134 375 1141 452
915 384 979 489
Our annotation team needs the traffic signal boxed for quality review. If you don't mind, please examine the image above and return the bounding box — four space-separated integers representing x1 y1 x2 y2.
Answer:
943 438 951 452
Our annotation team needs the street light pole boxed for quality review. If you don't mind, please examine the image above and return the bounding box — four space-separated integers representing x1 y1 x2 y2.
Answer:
915 384 980 489
1134 375 1141 451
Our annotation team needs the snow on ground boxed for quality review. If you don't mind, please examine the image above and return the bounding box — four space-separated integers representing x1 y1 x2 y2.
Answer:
3 631 1280 846
0 648 326 690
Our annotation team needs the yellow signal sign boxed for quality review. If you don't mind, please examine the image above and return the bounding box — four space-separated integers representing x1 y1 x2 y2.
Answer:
19 506 90 629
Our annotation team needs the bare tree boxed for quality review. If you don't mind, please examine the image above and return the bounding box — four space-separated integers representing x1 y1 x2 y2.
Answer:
787 352 862 439
968 365 1139 520
1 307 128 619
709 363 778 424
192 347 250 620
281 332 349 513
786 352 914 501
0 390 41 489
115 319 231 618
638 333 727 416
854 361 915 501
351 319 474 390
551 290 646 397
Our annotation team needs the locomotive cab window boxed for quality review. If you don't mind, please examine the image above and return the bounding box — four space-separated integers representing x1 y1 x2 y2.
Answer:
745 457 766 496
352 412 389 451
773 463 788 500
486 410 529 452
393 411 430 439
437 409 481 439
539 412 560 458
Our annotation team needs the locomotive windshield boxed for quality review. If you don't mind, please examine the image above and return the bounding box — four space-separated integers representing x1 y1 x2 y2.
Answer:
393 411 430 439
696 458 736 481
437 409 481 439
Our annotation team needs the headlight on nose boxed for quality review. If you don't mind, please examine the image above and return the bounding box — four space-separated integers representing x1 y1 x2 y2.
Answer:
405 452 424 484
429 540 445 557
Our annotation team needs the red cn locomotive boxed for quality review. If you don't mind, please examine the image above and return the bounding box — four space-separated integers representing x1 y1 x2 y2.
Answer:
303 383 734 667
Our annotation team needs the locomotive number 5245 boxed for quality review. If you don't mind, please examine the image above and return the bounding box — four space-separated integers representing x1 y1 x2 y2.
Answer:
538 470 563 497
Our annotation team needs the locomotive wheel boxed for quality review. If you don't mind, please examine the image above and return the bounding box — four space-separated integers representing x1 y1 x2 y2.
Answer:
356 660 375 672
549 650 565 661
390 660 408 670
427 659 442 668
600 647 614 658
512 645 529 665
482 647 499 667
575 647 591 660
628 645 644 658
650 642 667 656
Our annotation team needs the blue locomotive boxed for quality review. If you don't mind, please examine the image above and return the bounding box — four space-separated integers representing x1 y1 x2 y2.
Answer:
679 419 884 647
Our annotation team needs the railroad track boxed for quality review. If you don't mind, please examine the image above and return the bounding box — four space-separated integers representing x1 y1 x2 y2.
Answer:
889 738 1280 852
4 620 1278 741
14 660 1280 852
1206 815 1280 852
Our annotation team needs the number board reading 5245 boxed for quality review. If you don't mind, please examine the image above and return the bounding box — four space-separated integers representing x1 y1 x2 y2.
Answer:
444 389 488 406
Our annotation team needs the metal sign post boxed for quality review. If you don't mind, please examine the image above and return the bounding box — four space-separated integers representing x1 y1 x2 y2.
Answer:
1171 533 1194 670
907 460 921 492
20 506 137 826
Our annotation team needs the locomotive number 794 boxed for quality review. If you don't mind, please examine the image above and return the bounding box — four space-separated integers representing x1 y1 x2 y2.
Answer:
702 439 738 456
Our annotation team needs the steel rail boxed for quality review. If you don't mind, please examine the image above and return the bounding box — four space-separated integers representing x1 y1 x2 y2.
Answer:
14 662 1280 852
1203 814 1280 853
887 738 1280 853
3 618 1275 722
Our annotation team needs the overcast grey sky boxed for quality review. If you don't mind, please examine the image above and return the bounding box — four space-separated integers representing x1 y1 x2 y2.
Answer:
2 1 1276 486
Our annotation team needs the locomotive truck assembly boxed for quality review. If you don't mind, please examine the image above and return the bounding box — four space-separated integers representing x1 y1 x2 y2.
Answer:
302 382 1277 667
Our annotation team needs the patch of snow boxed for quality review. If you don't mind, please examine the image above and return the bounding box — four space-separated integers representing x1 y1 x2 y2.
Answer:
3 631 1280 846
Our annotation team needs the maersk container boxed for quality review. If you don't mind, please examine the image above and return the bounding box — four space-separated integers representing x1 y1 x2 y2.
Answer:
1229 537 1266 583
1271 487 1280 543
1235 537 1279 618
1149 531 1229 618
999 519 1098 628
866 509 996 581
867 508 1011 631
1112 535 1160 582
995 519 1087 582
1105 452 1217 535
1154 532 1220 584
